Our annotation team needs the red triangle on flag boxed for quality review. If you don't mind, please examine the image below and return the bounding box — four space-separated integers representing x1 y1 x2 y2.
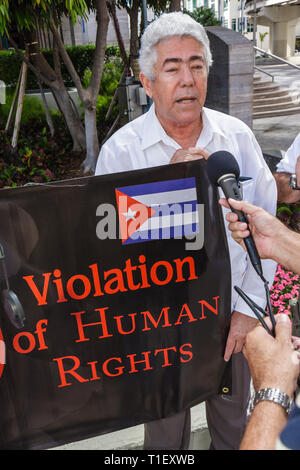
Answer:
115 190 156 243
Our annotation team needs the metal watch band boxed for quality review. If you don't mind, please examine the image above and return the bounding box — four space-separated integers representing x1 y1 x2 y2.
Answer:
248 388 294 415
289 174 300 190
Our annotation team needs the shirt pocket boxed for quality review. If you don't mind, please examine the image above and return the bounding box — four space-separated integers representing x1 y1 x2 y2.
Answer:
239 177 255 202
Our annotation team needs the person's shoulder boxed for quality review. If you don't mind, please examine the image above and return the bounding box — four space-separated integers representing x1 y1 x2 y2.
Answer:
204 107 253 137
290 132 300 150
102 112 146 150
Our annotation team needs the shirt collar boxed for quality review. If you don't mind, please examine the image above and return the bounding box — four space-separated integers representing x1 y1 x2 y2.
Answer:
141 103 229 150
141 104 181 151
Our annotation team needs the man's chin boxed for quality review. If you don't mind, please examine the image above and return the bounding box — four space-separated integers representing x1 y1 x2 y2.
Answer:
172 111 202 126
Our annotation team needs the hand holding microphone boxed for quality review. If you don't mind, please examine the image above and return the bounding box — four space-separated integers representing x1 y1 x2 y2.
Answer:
206 150 276 335
206 151 264 280
219 198 285 262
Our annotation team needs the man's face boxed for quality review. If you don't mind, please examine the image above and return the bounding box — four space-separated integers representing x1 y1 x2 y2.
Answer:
140 36 208 130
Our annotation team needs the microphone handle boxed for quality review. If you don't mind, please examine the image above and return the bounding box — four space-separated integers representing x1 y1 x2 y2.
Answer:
219 175 264 279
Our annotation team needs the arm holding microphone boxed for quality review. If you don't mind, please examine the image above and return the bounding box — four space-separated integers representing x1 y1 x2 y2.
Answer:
206 151 278 361
219 198 300 275
219 197 300 449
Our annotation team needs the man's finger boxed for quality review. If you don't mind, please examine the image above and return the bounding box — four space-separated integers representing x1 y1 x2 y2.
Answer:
224 338 235 362
275 314 292 345
227 198 259 217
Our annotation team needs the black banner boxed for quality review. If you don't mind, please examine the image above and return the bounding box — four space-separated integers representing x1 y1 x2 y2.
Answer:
0 160 231 449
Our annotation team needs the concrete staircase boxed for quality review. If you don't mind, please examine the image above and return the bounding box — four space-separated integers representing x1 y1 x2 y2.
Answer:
253 75 300 119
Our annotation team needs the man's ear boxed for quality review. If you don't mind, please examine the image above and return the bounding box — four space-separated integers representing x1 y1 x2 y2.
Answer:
139 72 153 99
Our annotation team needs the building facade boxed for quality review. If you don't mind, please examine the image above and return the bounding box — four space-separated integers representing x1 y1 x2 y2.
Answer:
183 0 300 60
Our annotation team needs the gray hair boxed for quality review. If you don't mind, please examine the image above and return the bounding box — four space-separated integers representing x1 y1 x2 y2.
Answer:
138 12 213 80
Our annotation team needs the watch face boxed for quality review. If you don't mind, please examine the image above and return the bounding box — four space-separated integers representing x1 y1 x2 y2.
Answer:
289 174 300 190
289 175 297 189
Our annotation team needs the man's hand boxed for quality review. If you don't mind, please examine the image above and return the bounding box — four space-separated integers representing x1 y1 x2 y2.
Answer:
243 314 300 398
219 198 285 261
170 147 210 164
224 310 258 362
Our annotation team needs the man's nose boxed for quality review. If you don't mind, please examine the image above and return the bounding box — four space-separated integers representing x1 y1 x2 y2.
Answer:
180 65 194 86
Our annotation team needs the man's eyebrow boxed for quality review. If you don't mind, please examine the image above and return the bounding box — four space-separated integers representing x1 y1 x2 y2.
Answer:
162 55 205 66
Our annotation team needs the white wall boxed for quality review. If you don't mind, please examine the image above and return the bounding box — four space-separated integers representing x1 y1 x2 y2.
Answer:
61 8 130 48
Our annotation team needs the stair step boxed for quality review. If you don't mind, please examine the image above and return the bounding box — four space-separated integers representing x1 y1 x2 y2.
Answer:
253 80 274 88
254 92 299 106
254 84 280 93
253 107 300 119
254 101 300 112
254 88 290 99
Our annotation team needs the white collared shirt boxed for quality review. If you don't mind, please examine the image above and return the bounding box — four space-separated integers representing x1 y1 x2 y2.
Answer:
276 132 300 174
95 105 277 318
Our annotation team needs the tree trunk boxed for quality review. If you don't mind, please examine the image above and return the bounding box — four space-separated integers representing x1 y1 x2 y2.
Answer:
128 0 140 67
169 0 181 11
106 0 129 69
17 29 86 151
80 0 110 173
50 80 86 152
84 106 99 173
12 60 27 148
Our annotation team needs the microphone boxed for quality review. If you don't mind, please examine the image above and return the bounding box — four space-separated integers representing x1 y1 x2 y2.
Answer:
206 150 264 280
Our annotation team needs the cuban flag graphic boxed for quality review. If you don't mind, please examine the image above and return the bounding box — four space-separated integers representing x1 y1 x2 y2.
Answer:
115 177 199 244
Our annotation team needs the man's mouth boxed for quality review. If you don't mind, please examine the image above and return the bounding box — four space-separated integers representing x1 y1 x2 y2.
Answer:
176 97 197 104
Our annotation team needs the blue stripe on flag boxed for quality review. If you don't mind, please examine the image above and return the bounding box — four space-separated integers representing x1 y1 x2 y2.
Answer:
123 223 199 244
151 200 197 217
116 177 196 197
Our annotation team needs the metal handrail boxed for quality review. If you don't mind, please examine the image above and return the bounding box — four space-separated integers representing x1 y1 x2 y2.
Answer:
254 46 300 71
254 65 275 82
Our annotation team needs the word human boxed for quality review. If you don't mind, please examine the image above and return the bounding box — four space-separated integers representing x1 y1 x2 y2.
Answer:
22 254 198 306
52 297 219 388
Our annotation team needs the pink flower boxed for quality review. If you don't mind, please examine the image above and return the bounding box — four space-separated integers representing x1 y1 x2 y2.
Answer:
270 264 299 317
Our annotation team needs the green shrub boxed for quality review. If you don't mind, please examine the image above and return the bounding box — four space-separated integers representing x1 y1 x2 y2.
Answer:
80 58 122 125
0 44 121 90
0 93 58 128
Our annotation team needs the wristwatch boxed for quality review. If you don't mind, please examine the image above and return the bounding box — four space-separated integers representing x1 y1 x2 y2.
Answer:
289 174 300 190
248 388 294 415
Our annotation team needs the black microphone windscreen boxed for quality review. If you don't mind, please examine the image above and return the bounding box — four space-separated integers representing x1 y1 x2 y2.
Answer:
206 151 240 185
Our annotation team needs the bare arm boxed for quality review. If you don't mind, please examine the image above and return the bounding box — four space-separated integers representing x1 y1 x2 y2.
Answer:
240 315 300 450
220 198 300 275
240 398 288 450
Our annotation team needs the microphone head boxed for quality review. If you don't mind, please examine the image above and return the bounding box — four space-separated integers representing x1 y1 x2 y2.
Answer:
206 151 240 185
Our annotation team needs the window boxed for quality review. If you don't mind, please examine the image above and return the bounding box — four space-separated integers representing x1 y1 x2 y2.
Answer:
247 20 253 32
231 18 236 31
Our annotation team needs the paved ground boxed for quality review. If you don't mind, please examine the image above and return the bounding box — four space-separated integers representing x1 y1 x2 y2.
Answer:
51 63 300 451
253 110 300 155
51 403 209 450
253 63 300 153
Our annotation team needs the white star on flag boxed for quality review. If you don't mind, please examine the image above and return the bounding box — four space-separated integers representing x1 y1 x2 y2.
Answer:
122 207 137 221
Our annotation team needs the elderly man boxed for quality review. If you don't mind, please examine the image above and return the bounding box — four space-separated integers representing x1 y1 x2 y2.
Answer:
95 12 277 450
